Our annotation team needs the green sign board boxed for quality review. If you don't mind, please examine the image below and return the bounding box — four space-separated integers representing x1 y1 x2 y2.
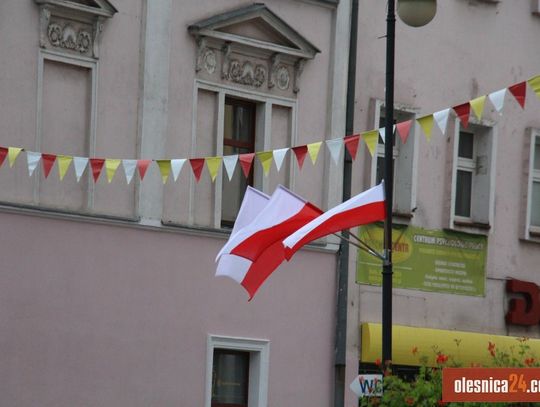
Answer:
356 224 487 296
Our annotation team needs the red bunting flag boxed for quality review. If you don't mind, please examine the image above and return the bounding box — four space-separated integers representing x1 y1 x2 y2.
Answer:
292 145 308 170
453 102 471 129
0 147 8 168
396 120 413 144
239 153 255 177
189 158 205 182
508 81 526 109
89 158 105 182
344 134 360 160
137 159 152 180
41 154 56 178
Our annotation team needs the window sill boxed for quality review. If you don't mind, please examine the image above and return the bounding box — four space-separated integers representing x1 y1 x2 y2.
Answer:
523 227 540 243
393 211 413 224
451 219 491 235
453 220 491 230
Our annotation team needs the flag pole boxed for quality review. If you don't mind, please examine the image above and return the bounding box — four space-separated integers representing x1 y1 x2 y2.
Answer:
382 0 396 365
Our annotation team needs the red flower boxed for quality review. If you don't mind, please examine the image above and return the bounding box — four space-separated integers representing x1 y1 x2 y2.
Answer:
525 358 535 367
374 358 381 367
488 341 496 357
412 346 418 355
405 396 415 405
436 353 449 364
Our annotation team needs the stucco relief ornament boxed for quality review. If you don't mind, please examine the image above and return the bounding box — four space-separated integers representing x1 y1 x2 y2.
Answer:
203 49 217 74
77 31 92 53
61 25 78 50
276 65 290 90
228 60 266 88
253 65 265 87
229 60 242 82
47 23 62 47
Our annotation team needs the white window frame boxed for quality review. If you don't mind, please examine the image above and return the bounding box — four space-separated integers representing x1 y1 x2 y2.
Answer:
205 334 270 407
525 129 540 239
370 100 419 219
454 130 477 221
191 79 297 228
36 49 98 209
449 119 497 231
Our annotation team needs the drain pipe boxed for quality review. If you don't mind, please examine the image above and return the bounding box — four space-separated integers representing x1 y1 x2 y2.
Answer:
334 0 358 406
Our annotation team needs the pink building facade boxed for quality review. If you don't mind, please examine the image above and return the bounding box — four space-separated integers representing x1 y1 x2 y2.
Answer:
0 0 348 405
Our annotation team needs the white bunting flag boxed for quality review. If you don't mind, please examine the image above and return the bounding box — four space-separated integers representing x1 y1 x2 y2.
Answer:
378 125 396 144
122 159 137 184
223 155 238 181
489 88 506 113
273 148 289 172
171 159 186 181
26 151 41 176
433 108 450 135
378 127 386 144
73 156 89 182
325 139 344 165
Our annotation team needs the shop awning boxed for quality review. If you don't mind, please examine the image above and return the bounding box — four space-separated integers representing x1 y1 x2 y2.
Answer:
361 323 540 367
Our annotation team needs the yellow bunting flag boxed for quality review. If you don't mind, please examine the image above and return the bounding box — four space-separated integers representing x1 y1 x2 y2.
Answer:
8 147 22 167
256 151 273 176
470 95 486 120
417 115 434 141
57 155 73 181
307 142 322 165
205 156 222 182
362 130 379 157
105 159 121 183
156 160 171 184
528 75 540 100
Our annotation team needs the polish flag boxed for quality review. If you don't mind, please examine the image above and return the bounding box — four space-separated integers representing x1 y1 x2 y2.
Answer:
283 183 386 259
216 185 322 299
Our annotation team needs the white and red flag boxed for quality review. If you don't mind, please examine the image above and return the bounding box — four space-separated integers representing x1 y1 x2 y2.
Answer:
216 185 322 299
283 183 386 259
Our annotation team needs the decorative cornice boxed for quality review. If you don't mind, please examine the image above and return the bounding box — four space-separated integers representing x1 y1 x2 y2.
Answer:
35 0 116 59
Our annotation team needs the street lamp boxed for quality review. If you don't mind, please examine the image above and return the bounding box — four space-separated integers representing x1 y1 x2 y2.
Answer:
397 0 437 27
382 0 436 364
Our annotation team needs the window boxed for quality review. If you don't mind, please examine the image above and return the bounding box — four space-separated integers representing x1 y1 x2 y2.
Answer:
455 131 475 218
206 335 269 407
526 131 540 238
371 101 418 218
221 98 257 228
450 122 496 229
212 349 250 407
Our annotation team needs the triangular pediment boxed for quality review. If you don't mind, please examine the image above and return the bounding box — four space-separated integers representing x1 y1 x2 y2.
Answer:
188 3 319 59
35 0 117 18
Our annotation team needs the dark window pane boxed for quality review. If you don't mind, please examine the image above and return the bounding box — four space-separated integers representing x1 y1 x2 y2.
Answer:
455 170 472 217
532 181 540 227
212 350 249 407
458 132 474 159
222 99 256 227
376 157 384 184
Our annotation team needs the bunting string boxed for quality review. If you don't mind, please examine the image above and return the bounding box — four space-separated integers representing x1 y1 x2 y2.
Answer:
1 75 539 184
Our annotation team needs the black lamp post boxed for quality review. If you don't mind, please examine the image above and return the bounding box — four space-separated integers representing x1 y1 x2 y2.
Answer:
382 0 436 364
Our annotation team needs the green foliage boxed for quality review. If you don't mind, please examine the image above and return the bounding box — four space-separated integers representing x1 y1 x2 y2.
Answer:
359 338 540 407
